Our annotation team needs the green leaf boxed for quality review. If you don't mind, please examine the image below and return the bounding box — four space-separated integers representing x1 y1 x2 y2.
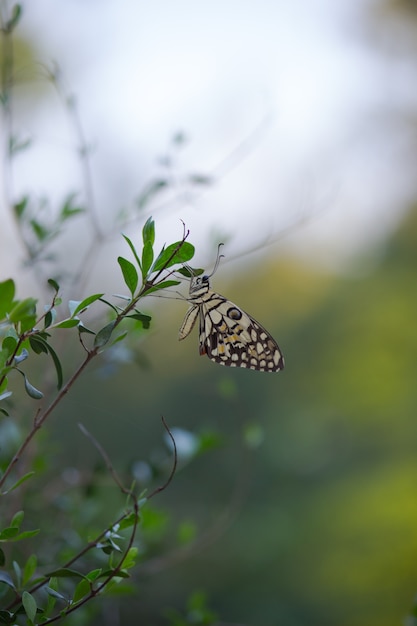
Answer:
73 578 91 603
8 298 37 325
70 294 104 317
0 528 39 542
13 196 28 219
0 527 19 540
142 216 155 246
177 266 204 277
0 280 15 319
47 278 60 292
60 193 84 219
120 546 138 570
0 571 15 590
152 241 194 272
94 321 117 349
45 585 66 602
11 511 24 529
110 331 128 346
22 591 37 623
29 335 63 389
141 241 154 280
44 309 55 328
2 471 35 495
30 218 49 241
2 336 17 358
85 568 102 582
117 257 138 296
46 568 86 579
118 512 139 530
122 234 142 271
55 318 80 329
29 336 48 355
144 279 181 295
6 4 22 32
23 554 37 586
126 311 151 329
22 373 43 400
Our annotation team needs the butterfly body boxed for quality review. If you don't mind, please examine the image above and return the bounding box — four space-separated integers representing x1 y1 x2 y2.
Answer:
179 274 284 372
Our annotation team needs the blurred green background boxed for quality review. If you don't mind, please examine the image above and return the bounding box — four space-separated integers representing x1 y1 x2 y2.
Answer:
48 205 417 626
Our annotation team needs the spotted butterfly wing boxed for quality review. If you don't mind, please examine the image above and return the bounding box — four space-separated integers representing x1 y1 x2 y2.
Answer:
179 274 284 372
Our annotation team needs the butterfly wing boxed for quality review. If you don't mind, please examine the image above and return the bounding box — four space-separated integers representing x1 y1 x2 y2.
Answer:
199 294 284 372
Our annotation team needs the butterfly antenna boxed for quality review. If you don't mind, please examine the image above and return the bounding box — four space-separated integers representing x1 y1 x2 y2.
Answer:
182 263 194 279
206 243 225 278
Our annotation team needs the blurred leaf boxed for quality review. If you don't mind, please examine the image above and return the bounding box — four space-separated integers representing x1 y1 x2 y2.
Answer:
94 321 117 348
110 331 128 346
118 512 138 531
0 549 4 567
2 472 35 495
73 578 91 603
5 4 22 32
23 554 37 586
10 511 24 529
118 257 138 296
177 521 197 546
9 134 31 157
22 591 37 623
0 527 18 540
13 196 28 220
46 568 85 579
188 174 212 185
119 547 138 571
126 311 151 329
152 241 195 272
85 569 102 582
30 218 49 242
137 179 168 210
0 528 39 542
2 336 17 358
172 130 187 146
0 571 15 590
60 193 84 219
243 423 265 449
8 298 37 326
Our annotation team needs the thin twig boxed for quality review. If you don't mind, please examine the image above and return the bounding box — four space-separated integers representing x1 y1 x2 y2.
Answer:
148 416 178 500
0 349 97 490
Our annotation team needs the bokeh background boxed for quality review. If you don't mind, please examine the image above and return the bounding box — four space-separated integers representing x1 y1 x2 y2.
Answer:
1 1 417 625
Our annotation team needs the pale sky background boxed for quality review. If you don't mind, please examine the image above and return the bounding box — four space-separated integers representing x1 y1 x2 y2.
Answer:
1 0 417 290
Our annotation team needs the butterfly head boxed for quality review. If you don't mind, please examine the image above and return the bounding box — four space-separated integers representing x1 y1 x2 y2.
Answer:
188 274 210 297
184 243 224 299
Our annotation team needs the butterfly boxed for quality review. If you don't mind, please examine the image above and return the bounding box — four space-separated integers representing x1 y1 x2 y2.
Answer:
178 251 284 372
